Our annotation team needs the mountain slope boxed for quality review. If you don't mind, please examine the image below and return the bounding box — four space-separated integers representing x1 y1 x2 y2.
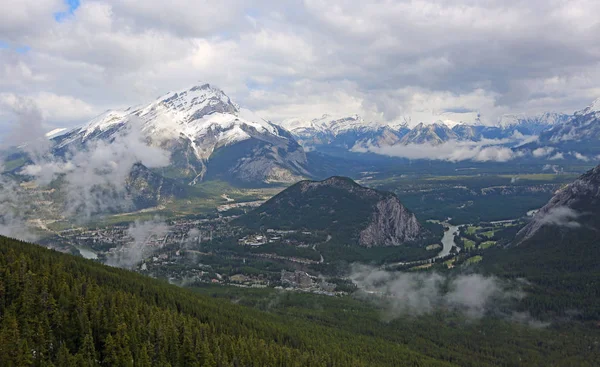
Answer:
515 164 600 244
0 236 456 367
533 98 600 155
53 84 309 185
239 176 426 247
480 164 600 319
400 122 457 145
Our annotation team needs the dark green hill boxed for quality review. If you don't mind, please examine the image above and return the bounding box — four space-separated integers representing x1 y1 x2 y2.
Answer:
238 176 428 247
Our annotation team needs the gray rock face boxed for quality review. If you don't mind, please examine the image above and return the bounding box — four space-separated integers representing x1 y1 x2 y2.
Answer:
359 196 423 247
516 164 600 244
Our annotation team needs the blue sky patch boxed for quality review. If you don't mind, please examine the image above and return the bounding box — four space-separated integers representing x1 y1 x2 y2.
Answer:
54 0 81 22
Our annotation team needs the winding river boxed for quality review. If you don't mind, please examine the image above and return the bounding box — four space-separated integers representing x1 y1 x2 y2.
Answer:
437 223 461 258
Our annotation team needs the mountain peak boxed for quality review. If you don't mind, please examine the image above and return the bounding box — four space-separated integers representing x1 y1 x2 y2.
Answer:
239 176 426 247
578 97 600 115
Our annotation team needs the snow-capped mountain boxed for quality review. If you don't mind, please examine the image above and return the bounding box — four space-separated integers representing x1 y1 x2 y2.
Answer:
497 112 570 133
516 98 600 158
539 99 600 144
53 84 310 185
399 122 457 145
280 114 412 151
280 110 570 154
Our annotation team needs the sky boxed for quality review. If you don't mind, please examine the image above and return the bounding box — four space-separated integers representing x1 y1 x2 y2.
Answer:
1 0 599 133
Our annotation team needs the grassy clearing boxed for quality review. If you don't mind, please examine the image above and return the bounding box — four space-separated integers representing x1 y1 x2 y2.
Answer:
410 263 433 271
480 241 497 249
462 238 476 249
498 173 578 182
481 230 495 238
465 255 483 264
465 226 480 235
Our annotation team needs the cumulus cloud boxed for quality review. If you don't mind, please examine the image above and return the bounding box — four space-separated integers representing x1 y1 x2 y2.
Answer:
353 139 521 162
349 264 524 319
532 146 555 158
1 1 600 129
571 151 590 161
106 217 170 269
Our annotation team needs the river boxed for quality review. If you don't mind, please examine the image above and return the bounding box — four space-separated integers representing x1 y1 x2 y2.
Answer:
76 245 98 260
437 223 461 258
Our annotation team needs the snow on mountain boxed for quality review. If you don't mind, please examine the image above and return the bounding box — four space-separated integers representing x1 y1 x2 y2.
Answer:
281 110 568 153
399 122 457 145
576 97 600 116
538 98 600 145
52 84 309 185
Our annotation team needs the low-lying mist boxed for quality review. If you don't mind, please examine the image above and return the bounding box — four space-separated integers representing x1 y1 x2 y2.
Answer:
106 217 170 269
349 264 546 326
0 96 173 242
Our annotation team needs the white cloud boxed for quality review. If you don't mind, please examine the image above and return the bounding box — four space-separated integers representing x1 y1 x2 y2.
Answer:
1 0 599 130
537 206 581 229
350 264 525 319
106 217 170 269
353 138 521 162
571 151 590 161
548 152 564 160
1 92 97 123
532 147 555 158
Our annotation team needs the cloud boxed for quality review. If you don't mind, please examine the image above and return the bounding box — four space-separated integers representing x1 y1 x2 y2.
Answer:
353 138 521 162
0 92 97 126
21 117 171 219
0 173 39 242
537 206 581 229
548 152 564 160
532 146 555 158
349 264 524 319
571 151 590 161
1 1 599 130
0 97 50 241
106 217 170 269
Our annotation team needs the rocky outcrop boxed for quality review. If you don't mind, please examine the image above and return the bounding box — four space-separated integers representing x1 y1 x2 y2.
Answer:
359 196 423 247
516 164 600 244
239 176 427 246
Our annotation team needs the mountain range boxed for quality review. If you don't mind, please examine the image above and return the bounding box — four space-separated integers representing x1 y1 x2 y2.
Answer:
280 104 600 160
44 85 600 185
280 111 574 151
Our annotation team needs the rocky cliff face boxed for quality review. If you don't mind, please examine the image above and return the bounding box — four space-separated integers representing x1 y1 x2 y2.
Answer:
359 196 423 247
516 164 600 244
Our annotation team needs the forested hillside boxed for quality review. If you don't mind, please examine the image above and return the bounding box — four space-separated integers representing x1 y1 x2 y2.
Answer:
0 236 450 367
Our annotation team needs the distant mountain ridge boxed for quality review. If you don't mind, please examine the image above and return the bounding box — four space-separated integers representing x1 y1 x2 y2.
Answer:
279 111 573 152
238 176 426 247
